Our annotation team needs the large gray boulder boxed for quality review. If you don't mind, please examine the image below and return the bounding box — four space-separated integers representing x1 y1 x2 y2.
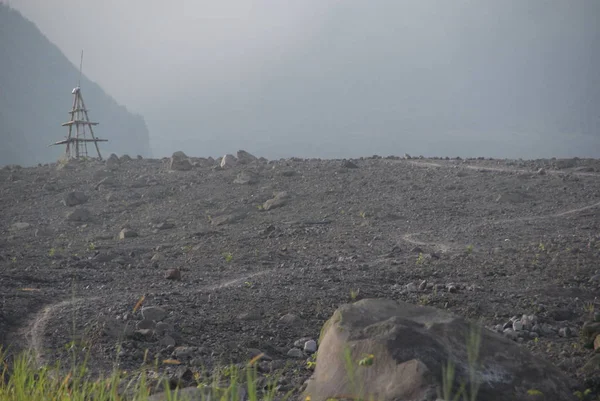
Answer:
303 299 576 401
169 151 193 171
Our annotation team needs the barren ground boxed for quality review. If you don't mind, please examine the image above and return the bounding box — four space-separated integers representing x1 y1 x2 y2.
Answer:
1 155 599 395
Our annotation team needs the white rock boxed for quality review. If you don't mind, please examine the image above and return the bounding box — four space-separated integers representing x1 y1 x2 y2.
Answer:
304 340 317 353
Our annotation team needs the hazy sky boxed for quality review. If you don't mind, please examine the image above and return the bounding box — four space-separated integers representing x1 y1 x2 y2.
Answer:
6 0 600 159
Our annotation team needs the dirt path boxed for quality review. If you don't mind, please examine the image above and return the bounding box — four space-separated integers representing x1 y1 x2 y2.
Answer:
402 159 600 177
399 159 600 253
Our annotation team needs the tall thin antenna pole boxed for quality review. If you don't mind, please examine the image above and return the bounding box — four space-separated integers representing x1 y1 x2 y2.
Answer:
78 50 83 87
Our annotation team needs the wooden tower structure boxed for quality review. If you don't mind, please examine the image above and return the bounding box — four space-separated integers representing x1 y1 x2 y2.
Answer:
50 51 107 160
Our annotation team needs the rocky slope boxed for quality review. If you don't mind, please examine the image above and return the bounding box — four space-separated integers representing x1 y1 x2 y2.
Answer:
1 153 600 397
0 4 152 167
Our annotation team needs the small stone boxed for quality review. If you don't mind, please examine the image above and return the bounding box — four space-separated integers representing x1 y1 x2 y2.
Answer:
155 222 175 230
503 328 518 341
287 348 304 359
405 283 417 293
119 228 138 239
160 335 176 348
141 306 167 322
594 334 600 351
174 346 196 360
531 324 540 334
537 168 546 175
64 191 88 206
304 340 317 353
446 284 458 293
155 322 173 336
494 324 504 333
512 321 524 331
590 274 600 283
558 327 572 338
418 280 427 291
165 268 181 280
540 323 555 336
10 222 30 231
137 319 156 330
220 154 237 168
135 329 154 338
66 208 92 222
279 313 302 326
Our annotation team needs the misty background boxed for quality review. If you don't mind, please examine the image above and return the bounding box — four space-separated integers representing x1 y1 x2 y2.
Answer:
4 0 600 161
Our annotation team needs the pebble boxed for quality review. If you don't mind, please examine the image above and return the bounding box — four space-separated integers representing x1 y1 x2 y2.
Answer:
136 319 156 330
279 313 302 326
512 321 524 331
174 346 196 360
405 283 417 292
304 340 317 353
503 328 518 341
558 327 572 338
287 348 304 359
164 268 181 280
418 280 427 291
160 335 176 348
141 306 167 322
119 228 138 239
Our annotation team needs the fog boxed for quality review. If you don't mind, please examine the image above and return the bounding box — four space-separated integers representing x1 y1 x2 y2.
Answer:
8 0 600 159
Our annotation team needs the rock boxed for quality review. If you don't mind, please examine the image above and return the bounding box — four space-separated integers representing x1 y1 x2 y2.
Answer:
155 222 175 230
169 366 194 388
96 176 117 189
233 171 258 185
287 348 304 359
304 340 317 353
169 151 193 171
558 327 572 338
236 150 258 164
141 306 167 322
594 334 600 351
66 208 92 222
10 222 30 231
589 274 600 283
512 321 524 331
63 191 88 206
160 335 176 348
405 283 417 293
263 191 290 211
155 322 173 336
303 298 576 401
495 191 532 204
165 268 181 280
106 156 120 169
341 159 359 169
418 280 427 291
279 313 303 326
120 154 132 162
174 346 196 360
220 154 237 168
137 319 156 330
537 168 546 175
119 229 138 239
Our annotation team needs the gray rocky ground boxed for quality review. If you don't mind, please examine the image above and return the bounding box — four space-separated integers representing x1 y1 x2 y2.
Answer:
1 153 599 397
